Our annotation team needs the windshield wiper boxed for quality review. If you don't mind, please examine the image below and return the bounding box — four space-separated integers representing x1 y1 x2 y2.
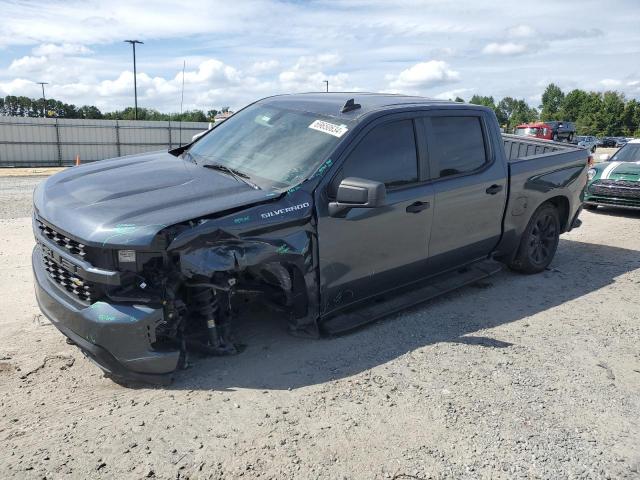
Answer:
203 163 262 190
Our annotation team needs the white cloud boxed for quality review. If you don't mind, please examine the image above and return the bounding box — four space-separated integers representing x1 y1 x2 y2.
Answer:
482 42 529 55
600 78 622 88
181 59 243 86
9 56 48 73
249 60 280 75
32 43 91 56
387 61 460 91
507 25 535 38
278 54 351 92
434 88 474 100
0 78 42 97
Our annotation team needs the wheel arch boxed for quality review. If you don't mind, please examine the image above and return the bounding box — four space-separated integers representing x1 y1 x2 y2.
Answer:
543 195 570 232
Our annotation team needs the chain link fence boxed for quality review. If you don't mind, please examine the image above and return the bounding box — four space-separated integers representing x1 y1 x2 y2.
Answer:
0 116 210 167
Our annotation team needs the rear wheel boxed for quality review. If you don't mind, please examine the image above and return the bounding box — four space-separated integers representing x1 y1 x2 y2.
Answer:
552 133 559 141
509 203 560 274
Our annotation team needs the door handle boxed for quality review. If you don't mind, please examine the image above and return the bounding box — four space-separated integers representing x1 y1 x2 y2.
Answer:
486 184 503 195
406 201 430 213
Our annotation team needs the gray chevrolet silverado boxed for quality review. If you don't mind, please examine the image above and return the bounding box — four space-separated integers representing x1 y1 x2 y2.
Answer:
32 93 589 383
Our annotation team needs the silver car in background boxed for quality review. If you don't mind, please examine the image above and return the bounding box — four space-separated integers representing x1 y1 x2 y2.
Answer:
576 135 598 153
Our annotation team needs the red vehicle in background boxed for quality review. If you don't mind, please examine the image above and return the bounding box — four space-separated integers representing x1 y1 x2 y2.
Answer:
514 121 576 143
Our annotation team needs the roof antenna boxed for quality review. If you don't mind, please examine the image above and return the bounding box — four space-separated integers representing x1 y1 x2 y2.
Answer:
341 98 361 113
179 60 186 146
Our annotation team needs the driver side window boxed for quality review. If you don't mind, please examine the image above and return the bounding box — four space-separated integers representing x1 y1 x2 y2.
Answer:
330 119 418 196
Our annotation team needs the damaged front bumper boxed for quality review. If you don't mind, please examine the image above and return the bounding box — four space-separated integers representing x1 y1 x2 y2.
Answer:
32 247 180 384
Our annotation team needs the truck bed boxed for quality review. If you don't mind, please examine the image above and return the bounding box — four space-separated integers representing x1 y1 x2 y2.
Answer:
502 134 584 162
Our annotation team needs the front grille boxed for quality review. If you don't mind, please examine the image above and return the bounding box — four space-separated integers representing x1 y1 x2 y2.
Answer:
36 219 87 258
590 180 640 199
42 249 97 303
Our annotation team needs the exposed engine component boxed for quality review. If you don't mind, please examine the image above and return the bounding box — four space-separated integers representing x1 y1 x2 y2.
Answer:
189 285 237 355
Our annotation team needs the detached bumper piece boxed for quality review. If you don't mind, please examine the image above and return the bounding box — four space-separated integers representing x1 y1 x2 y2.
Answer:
33 247 180 384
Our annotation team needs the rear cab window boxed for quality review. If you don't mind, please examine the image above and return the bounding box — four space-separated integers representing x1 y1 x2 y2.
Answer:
423 115 489 179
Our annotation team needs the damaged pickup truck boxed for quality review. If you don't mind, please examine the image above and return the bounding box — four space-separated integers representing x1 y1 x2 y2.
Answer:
32 93 589 383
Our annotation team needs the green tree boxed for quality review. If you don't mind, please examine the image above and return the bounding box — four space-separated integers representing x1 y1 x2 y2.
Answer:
575 92 604 135
77 105 103 119
599 91 625 136
559 89 588 123
454 96 465 103
622 99 640 136
469 95 496 109
540 83 564 121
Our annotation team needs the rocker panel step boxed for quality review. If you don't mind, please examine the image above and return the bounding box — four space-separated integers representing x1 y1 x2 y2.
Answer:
320 259 502 335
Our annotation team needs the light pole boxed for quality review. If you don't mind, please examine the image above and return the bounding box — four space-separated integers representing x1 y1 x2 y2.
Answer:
36 82 48 117
323 80 329 93
124 40 143 120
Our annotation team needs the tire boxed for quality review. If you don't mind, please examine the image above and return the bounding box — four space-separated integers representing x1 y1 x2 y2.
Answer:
552 133 559 142
509 203 561 274
591 146 596 153
584 204 598 211
568 133 574 142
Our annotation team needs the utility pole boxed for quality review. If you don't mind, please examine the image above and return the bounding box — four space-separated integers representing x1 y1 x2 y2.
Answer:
124 40 143 120
36 82 48 117
323 80 329 93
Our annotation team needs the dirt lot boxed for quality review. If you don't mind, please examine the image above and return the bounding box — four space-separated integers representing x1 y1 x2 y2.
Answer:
0 174 639 480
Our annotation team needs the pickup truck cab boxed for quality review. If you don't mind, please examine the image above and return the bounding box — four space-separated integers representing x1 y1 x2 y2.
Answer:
32 93 589 383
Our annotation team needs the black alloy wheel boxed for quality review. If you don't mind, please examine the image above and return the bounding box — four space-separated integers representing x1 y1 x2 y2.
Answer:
527 211 558 266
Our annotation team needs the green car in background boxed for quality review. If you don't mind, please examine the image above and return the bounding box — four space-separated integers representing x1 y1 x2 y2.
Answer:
585 139 640 211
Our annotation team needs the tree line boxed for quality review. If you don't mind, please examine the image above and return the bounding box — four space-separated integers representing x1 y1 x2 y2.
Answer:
0 95 229 122
2 84 639 136
461 83 640 137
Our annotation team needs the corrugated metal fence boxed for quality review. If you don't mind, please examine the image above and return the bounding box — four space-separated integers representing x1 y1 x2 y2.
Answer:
0 116 210 167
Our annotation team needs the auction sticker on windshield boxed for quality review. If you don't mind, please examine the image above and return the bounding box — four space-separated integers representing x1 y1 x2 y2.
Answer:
308 119 348 138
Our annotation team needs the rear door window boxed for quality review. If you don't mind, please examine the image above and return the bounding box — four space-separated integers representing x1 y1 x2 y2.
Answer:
427 116 487 178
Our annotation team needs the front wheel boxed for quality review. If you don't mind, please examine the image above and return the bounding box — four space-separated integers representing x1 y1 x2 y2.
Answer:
509 203 561 274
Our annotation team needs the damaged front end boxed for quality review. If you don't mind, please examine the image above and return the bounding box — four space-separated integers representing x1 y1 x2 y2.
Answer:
32 190 319 384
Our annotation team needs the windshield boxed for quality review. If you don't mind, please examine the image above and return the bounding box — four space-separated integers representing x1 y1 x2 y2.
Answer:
577 136 587 141
610 143 640 163
186 103 353 189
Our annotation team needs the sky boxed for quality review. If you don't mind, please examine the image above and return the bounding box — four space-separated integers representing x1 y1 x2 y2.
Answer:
0 0 639 113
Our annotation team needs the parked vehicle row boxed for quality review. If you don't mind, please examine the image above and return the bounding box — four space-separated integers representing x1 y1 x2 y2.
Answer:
599 137 630 148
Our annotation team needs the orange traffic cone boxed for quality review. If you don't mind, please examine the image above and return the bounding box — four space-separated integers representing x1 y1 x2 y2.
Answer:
75 155 81 166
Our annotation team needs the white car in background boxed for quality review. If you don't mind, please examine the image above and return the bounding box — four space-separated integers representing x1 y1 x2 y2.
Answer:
192 122 214 142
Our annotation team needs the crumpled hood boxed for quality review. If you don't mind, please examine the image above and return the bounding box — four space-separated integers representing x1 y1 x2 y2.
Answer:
33 151 275 247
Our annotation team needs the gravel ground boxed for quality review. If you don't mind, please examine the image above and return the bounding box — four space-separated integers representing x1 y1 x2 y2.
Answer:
0 175 639 479
0 176 43 219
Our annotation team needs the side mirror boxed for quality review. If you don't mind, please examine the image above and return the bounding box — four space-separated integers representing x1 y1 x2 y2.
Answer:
328 177 386 217
599 154 610 162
